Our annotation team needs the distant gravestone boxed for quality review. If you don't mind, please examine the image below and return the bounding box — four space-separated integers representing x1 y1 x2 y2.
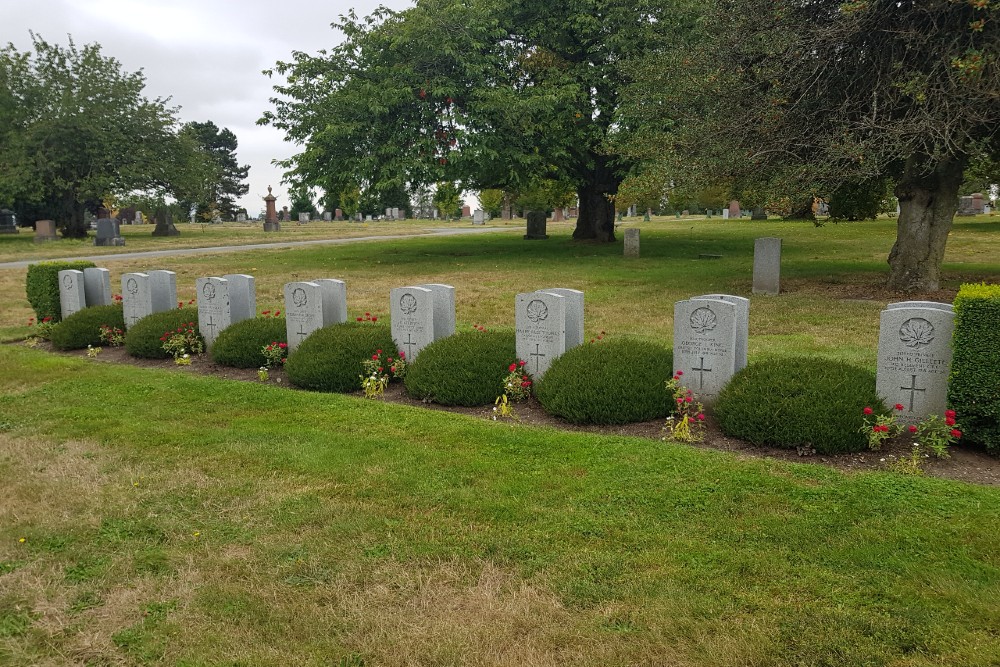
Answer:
392 207 401 220
151 209 179 237
524 211 548 240
83 267 112 306
886 301 954 312
876 304 955 424
721 209 730 220
365 215 373 222
34 219 58 242
298 212 309 223
0 209 17 234
673 298 739 404
461 205 471 218
752 237 782 295
58 269 87 320
95 218 125 246
691 294 749 372
122 273 152 328
323 211 332 221
541 288 583 350
473 210 485 225
624 228 640 257
727 200 741 219
391 286 436 361
281 207 290 222
236 213 247 223
416 283 456 339
134 211 144 225
386 207 393 219
335 208 343 221
284 282 325 351
196 277 231 348
516 291 567 377
149 270 178 313
222 274 256 324
313 279 348 325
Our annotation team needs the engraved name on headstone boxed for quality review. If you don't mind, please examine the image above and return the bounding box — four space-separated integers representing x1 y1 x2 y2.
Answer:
284 282 325 351
196 277 232 349
515 291 567 378
673 298 739 404
58 269 87 320
83 267 113 306
390 286 435 360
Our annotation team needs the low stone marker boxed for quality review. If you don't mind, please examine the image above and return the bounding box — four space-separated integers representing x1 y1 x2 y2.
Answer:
196 277 232 349
122 273 152 328
314 279 348 326
541 288 584 349
473 210 485 225
417 283 456 339
58 269 87 319
34 220 58 242
692 294 749 372
323 211 332 221
298 212 309 223
237 213 247 223
223 274 256 324
149 270 177 313
391 286 436 360
673 297 739 404
95 218 125 246
752 237 782 295
722 209 730 220
524 211 548 240
624 228 640 258
335 208 343 221
876 303 955 424
83 267 112 306
516 290 567 377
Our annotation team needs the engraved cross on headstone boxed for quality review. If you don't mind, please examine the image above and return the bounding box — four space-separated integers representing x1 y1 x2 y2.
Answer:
403 334 416 359
204 315 218 339
901 374 926 412
129 314 140 326
296 322 309 342
693 357 713 390
530 343 546 373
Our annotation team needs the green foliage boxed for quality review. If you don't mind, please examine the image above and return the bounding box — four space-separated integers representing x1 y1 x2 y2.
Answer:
124 308 199 359
949 283 1000 455
285 322 396 393
25 260 96 322
433 182 462 219
477 188 504 216
211 317 288 369
828 178 894 221
176 120 250 221
535 339 674 425
715 357 884 455
50 304 125 350
404 330 517 406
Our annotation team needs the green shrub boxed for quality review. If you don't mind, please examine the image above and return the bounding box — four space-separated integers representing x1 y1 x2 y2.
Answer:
949 283 1000 455
285 322 396 393
404 330 517 406
49 304 125 350
535 339 674 425
211 317 288 368
125 308 199 359
25 261 97 323
715 357 884 454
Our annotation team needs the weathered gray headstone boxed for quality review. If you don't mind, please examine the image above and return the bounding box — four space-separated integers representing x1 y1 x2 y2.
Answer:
876 304 955 424
516 291 567 378
886 301 953 312
473 210 485 225
298 212 309 223
541 288 583 350
673 298 739 404
416 283 456 339
524 211 548 240
313 279 348 326
752 237 782 296
386 207 393 219
0 209 17 234
83 267 112 306
222 274 256 324
323 211 332 221
196 277 231 348
284 281 325 351
95 218 125 246
236 213 247 223
122 273 152 328
58 269 87 320
34 219 58 242
392 207 401 220
692 294 749 372
721 209 730 220
149 270 177 313
391 286 435 360
624 228 640 258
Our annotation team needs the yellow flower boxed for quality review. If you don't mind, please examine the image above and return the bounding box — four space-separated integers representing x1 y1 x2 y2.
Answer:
18 537 25 544
193 531 201 538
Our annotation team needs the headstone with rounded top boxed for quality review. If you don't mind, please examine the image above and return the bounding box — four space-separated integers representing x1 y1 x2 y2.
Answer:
83 267 113 306
196 277 231 348
391 286 435 361
673 298 739 404
284 281 325 351
516 291 567 378
727 200 741 219
59 269 88 320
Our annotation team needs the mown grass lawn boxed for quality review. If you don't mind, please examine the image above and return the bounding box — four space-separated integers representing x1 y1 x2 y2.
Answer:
1 345 999 666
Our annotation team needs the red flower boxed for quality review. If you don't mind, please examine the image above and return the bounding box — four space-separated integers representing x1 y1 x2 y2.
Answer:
372 354 379 360
274 311 280 316
508 363 516 372
894 403 904 411
519 360 526 367
371 317 378 322
278 343 287 349
357 317 363 322
676 398 683 404
178 301 184 308
945 417 956 426
676 371 683 377
521 381 529 387
863 406 873 415
262 310 271 315
365 312 371 317
684 396 693 403
950 429 962 439
945 409 956 419
377 349 382 354
908 425 918 433
42 317 51 322
378 367 383 372
696 413 705 421
390 366 396 373
399 351 405 359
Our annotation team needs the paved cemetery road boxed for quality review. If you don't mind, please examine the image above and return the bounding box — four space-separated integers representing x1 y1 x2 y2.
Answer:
0 226 513 270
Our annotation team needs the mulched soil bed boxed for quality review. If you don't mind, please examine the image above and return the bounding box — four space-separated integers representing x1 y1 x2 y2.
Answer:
18 340 1000 487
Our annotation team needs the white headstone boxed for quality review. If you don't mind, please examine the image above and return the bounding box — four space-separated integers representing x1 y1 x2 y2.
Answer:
196 277 231 349
624 228 640 257
392 207 401 220
236 213 247 222
386 207 393 219
83 267 112 306
148 270 177 313
722 209 730 220
121 272 151 328
876 304 955 424
298 212 309 223
516 291 567 378
540 288 583 350
391 286 436 361
284 281 325 351
314 279 348 325
222 274 256 324
58 269 87 319
752 237 781 296
692 294 749 372
473 210 485 225
673 298 739 404
135 211 143 225
886 301 953 312
416 283 456 339
323 211 332 221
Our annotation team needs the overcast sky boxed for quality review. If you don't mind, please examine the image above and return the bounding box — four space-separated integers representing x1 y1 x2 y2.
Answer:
2 0 414 215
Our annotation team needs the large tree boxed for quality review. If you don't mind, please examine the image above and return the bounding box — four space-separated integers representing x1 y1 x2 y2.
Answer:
261 0 692 242
178 120 250 221
0 33 208 237
620 0 1000 291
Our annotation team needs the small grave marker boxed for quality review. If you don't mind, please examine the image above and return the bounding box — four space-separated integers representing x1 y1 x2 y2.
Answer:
222 274 256 324
752 237 782 295
390 286 435 360
122 273 152 328
196 277 232 349
673 298 739 404
83 268 112 306
515 291 567 377
624 228 640 258
58 269 87 319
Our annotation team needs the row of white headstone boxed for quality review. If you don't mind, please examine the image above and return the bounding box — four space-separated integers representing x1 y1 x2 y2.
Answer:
57 268 955 421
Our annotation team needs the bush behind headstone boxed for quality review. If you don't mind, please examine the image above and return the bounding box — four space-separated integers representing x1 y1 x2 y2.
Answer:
25 260 97 322
404 330 517 406
285 322 396 393
50 304 125 350
124 307 199 359
211 316 288 368
948 283 1000 455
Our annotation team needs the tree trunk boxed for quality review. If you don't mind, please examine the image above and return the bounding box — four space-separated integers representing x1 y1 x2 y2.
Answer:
887 158 965 292
59 191 88 239
572 155 618 242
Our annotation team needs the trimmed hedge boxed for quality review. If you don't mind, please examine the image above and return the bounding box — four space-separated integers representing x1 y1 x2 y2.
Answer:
535 339 674 425
125 307 200 359
285 322 397 393
211 317 288 368
949 283 1000 455
49 304 125 350
715 357 884 454
404 330 517 406
25 261 97 322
